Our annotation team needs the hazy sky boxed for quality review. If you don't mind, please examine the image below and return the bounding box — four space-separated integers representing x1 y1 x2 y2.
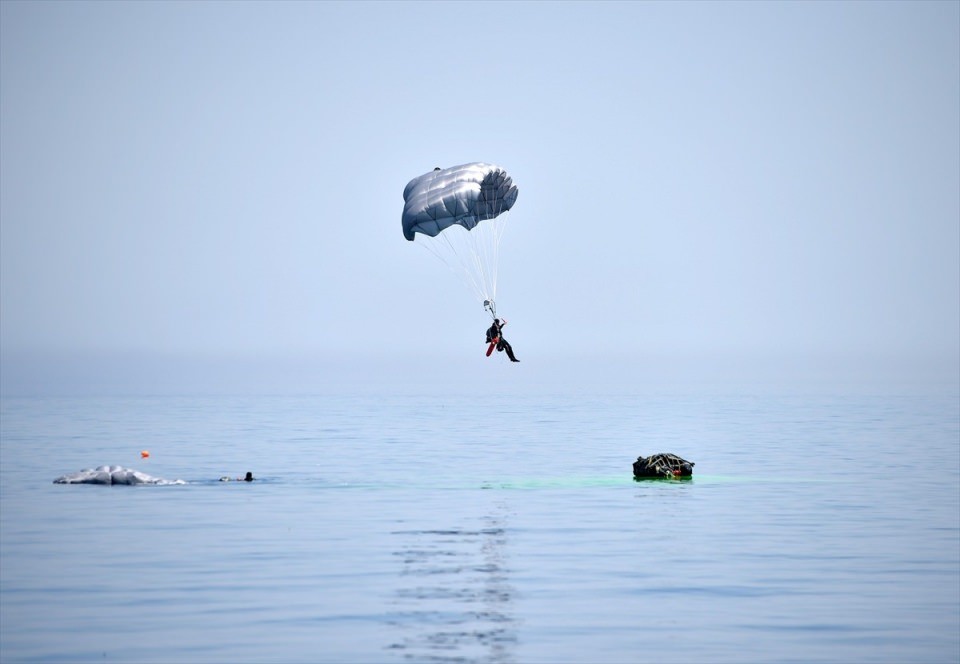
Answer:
2 1 958 392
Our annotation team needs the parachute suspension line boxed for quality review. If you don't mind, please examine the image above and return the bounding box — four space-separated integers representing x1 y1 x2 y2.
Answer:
415 209 511 320
470 189 506 310
468 238 489 300
472 223 495 304
476 209 507 309
439 232 487 303
487 199 509 305
417 239 472 298
478 209 497 304
471 211 506 313
416 228 488 305
442 227 490 303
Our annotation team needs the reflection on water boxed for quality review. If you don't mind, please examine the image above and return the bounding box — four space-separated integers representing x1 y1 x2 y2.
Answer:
387 505 515 663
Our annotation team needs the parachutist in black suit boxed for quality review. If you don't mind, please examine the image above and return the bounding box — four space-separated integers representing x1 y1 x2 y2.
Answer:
486 318 519 362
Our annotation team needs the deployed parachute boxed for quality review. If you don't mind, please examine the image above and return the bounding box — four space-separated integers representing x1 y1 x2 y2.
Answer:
402 162 518 318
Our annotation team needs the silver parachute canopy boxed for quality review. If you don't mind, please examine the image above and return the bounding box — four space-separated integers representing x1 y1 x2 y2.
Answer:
401 163 519 316
402 163 518 241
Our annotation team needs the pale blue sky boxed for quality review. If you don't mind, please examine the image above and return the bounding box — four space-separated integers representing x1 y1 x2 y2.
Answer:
2 1 958 392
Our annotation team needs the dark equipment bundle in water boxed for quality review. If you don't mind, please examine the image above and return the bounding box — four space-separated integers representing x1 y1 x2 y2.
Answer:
633 453 694 479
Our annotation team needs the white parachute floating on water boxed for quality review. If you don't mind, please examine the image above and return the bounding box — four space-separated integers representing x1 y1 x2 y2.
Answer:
402 162 518 319
53 465 185 485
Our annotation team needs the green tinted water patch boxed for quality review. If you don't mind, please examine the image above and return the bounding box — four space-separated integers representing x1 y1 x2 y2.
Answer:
482 476 631 490
482 475 835 489
307 476 639 490
693 474 835 484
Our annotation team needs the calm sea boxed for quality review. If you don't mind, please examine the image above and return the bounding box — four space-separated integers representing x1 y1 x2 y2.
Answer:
1 387 958 663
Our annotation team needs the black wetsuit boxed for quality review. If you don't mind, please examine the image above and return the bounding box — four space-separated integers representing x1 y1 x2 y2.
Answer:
486 321 519 362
